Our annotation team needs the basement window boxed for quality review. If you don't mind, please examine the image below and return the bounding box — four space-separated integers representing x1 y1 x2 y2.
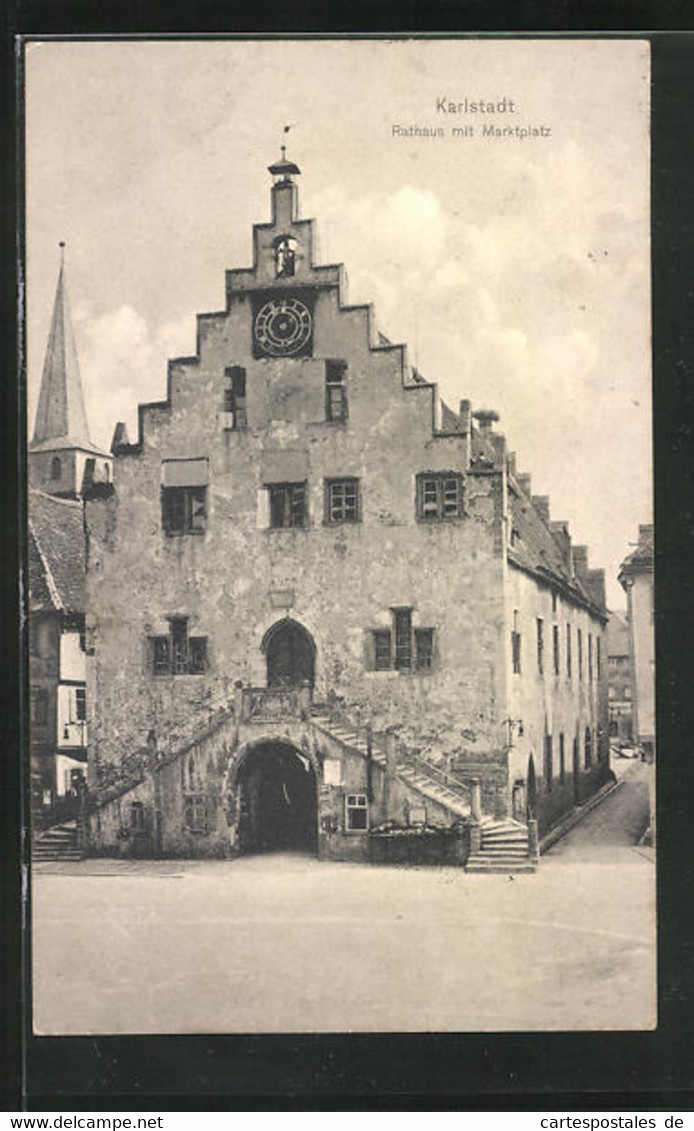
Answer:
345 793 368 832
269 483 306 528
417 473 464 521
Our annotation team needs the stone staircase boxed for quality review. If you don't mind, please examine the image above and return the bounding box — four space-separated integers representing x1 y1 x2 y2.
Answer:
311 711 471 820
466 817 537 874
33 821 84 863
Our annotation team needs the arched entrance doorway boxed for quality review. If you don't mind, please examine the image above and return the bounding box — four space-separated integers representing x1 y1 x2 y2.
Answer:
236 741 318 855
263 618 315 688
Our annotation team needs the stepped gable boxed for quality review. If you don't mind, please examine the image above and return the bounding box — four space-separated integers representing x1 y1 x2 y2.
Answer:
28 489 85 613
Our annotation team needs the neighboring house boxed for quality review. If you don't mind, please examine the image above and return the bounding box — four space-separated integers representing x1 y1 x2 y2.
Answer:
80 152 610 865
27 247 110 830
606 609 634 743
28 489 87 823
619 525 655 759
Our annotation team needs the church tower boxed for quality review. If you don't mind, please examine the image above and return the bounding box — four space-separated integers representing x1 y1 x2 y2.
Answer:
28 244 111 497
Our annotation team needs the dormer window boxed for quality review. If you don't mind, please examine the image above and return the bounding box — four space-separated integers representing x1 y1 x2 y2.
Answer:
274 236 297 277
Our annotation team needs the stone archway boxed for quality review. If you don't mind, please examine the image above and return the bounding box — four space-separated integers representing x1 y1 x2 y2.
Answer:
236 740 318 855
262 617 316 688
223 735 321 857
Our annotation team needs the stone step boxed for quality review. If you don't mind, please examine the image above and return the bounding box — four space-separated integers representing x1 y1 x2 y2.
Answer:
481 836 531 845
466 859 537 874
34 850 84 861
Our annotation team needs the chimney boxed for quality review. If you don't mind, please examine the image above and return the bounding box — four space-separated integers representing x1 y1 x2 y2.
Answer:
550 520 571 565
473 409 500 434
572 545 589 582
458 399 471 433
532 495 550 525
111 421 131 453
517 473 532 497
586 568 606 609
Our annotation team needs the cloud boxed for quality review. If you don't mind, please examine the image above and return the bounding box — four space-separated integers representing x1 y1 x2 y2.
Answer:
75 304 196 450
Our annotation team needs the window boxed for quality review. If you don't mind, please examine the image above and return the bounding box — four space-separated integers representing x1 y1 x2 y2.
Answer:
588 634 593 682
184 793 207 834
553 624 560 675
559 733 566 784
417 473 464 521
596 637 601 680
345 793 368 831
511 610 521 674
149 619 208 676
162 486 207 535
394 609 412 670
566 624 572 678
269 483 306 528
373 630 392 670
537 618 544 675
544 734 553 791
552 591 558 614
578 629 583 681
50 456 62 481
75 687 87 722
130 802 147 833
31 687 48 727
371 612 435 672
326 478 360 523
415 628 434 670
584 726 593 767
223 367 247 430
275 236 296 277
325 361 348 423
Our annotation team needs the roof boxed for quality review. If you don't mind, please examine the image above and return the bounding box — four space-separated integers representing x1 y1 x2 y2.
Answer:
29 436 110 458
28 489 86 614
507 481 601 612
31 257 92 449
619 525 654 578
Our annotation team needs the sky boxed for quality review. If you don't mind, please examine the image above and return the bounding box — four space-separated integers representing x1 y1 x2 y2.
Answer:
25 38 652 609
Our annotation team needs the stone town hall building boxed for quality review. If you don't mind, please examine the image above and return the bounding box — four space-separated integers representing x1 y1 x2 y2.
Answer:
40 152 610 870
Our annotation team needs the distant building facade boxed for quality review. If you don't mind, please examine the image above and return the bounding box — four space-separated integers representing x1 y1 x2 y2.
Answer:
80 155 610 867
619 524 655 759
606 610 634 743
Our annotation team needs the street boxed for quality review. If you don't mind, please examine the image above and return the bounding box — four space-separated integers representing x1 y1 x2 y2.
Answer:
32 761 655 1034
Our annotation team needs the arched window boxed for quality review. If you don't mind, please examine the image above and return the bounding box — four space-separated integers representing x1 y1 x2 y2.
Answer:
50 456 62 481
274 235 297 277
584 726 593 767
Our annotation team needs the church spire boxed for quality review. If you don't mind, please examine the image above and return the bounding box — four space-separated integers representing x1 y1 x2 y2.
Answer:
32 243 91 446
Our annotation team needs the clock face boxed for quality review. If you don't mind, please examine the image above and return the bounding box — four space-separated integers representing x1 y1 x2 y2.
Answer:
254 296 313 357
